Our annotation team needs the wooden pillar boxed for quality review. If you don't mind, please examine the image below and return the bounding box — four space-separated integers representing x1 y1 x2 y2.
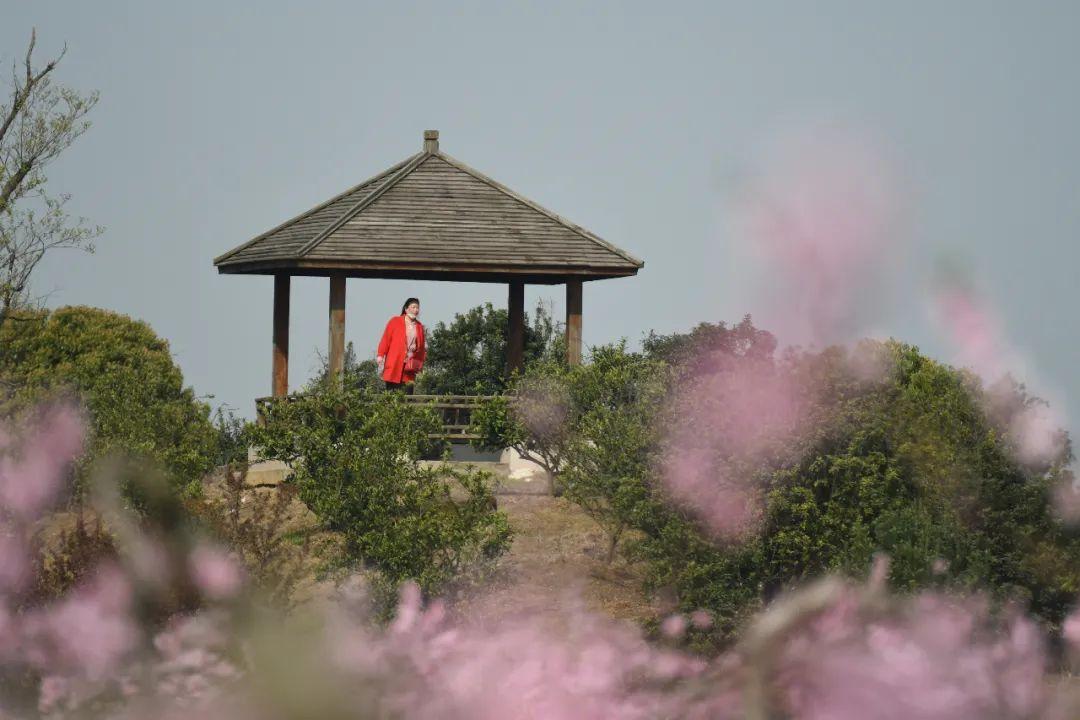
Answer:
507 280 525 375
272 274 290 397
328 273 346 386
566 279 582 366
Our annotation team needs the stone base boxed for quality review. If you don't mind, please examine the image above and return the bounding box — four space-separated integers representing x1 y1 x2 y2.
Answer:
499 447 550 485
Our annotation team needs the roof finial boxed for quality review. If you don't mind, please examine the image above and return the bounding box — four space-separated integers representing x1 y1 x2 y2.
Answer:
424 130 439 153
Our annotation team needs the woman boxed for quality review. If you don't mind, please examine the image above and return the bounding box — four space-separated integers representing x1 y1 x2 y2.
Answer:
376 297 425 393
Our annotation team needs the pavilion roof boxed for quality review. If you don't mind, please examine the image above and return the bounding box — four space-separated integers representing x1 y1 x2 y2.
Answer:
214 131 643 284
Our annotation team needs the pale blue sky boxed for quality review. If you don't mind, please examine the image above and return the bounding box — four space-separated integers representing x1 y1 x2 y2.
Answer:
3 1 1079 426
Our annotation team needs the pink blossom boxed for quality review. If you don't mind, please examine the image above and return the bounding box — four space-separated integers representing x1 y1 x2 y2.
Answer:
189 545 243 600
779 591 1047 720
661 614 687 638
0 530 29 593
1053 477 1080 523
734 122 902 347
663 358 808 537
0 404 85 520
932 281 1069 468
25 565 139 681
1063 608 1080 649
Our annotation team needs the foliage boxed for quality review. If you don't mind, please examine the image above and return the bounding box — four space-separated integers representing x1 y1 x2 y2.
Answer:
471 359 576 495
211 405 249 467
418 300 565 395
483 315 1080 647
595 335 1080 644
559 345 668 560
1 30 101 322
642 314 776 378
248 388 511 599
0 306 219 500
28 506 118 605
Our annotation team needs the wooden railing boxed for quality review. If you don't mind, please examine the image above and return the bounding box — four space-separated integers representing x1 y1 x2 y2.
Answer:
403 394 484 442
255 393 489 443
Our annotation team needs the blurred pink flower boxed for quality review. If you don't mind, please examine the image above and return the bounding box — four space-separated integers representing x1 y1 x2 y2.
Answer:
25 565 139 682
0 404 84 520
735 123 901 347
661 614 687 639
663 360 808 538
932 282 1069 468
0 530 29 594
1063 608 1080 649
779 592 1046 720
189 545 243 600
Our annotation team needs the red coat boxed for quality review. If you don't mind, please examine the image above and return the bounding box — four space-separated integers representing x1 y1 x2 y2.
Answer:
377 315 426 383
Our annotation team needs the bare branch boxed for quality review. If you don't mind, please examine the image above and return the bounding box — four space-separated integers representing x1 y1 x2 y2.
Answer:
0 29 64 149
0 30 96 325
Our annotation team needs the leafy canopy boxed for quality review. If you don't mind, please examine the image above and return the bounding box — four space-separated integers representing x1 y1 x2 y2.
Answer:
248 389 512 600
0 306 218 500
419 301 565 395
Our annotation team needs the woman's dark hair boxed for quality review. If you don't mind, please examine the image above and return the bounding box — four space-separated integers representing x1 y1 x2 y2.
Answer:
401 297 420 315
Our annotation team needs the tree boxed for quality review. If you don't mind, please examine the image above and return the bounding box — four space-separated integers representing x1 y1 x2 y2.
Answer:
471 362 574 495
572 335 1080 644
560 344 668 561
0 306 218 501
418 300 565 395
248 388 511 602
1 30 100 323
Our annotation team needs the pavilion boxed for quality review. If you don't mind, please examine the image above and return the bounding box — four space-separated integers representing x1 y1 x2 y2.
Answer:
214 130 643 397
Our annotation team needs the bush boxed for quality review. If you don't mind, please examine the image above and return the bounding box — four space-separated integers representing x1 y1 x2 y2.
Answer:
28 507 118 605
248 389 512 601
0 306 218 499
558 345 668 560
494 317 1079 646
633 339 1079 643
471 359 577 495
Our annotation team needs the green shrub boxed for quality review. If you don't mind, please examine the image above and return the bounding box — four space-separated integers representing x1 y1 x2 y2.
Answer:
633 340 1079 644
560 345 668 560
494 318 1078 647
248 389 511 600
471 359 578 495
0 306 218 498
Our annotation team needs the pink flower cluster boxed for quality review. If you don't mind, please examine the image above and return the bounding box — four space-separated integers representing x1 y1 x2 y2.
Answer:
733 122 902 348
662 355 810 538
780 593 1050 720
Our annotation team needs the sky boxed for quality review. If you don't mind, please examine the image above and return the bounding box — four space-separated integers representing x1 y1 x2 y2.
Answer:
3 1 1079 426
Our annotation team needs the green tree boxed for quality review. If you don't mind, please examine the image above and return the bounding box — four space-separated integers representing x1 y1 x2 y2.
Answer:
1 31 101 322
418 300 565 395
0 306 218 499
248 388 512 601
560 344 668 561
633 340 1078 644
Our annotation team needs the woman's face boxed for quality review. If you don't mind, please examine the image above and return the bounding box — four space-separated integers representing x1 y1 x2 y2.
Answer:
406 302 420 318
